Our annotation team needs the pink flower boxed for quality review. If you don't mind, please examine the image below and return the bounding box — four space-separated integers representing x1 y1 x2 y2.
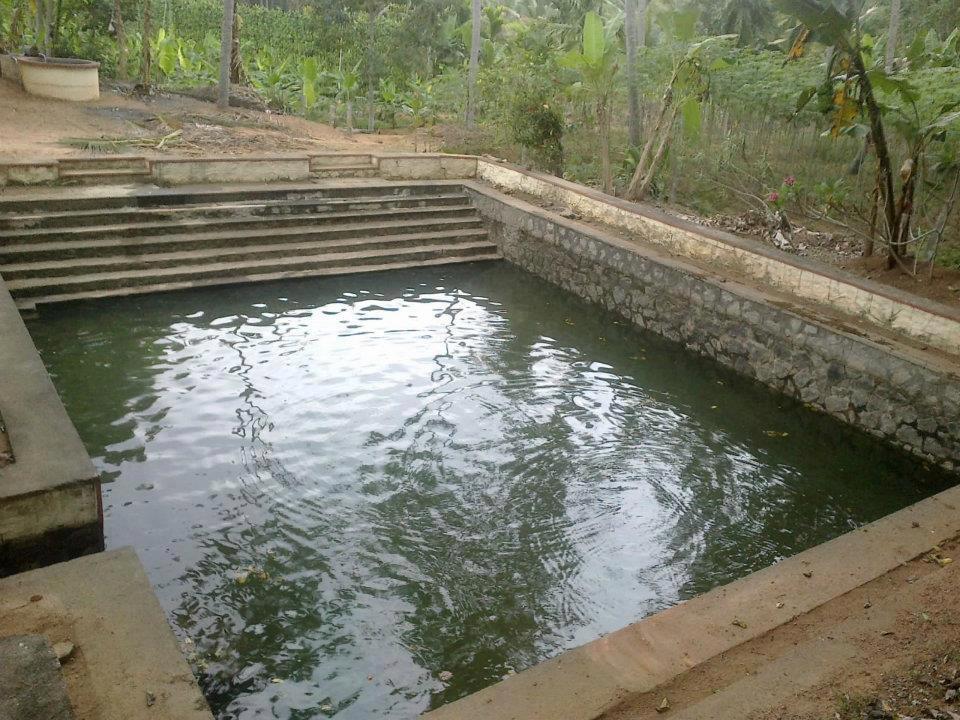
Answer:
784 176 796 187
768 191 780 203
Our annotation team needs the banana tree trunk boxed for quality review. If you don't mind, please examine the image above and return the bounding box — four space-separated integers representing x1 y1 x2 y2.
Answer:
627 78 675 200
635 101 680 201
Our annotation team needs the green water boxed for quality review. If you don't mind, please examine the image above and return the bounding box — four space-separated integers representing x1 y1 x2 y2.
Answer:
27 262 950 719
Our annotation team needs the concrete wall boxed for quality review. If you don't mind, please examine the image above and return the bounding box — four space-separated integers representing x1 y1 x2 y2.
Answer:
466 184 960 472
476 161 960 357
0 279 103 576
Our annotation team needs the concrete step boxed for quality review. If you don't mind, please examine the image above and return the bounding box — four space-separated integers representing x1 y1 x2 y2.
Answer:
0 192 470 231
0 217 486 262
308 153 375 170
1 229 493 279
0 204 480 243
0 182 464 214
310 165 379 179
16 254 503 310
7 242 502 298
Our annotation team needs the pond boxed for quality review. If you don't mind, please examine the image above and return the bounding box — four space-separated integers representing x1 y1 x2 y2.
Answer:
27 262 950 719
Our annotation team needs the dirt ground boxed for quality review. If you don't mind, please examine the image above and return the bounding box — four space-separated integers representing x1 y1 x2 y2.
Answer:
0 78 429 160
600 537 960 720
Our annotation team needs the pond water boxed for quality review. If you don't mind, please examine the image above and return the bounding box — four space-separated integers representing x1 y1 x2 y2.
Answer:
27 262 950 719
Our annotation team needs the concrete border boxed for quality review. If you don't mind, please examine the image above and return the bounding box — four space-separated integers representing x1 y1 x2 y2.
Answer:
0 276 102 576
0 547 214 720
424 482 960 720
475 161 960 357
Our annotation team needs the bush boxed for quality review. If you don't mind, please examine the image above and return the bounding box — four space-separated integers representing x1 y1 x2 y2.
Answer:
507 85 564 175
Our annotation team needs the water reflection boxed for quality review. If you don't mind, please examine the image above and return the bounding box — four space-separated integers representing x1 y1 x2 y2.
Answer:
27 262 950 719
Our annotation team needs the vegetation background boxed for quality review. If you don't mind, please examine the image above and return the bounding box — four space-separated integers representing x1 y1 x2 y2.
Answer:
1 0 959 277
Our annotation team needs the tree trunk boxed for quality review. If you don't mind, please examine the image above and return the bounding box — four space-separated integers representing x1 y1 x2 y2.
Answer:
599 100 612 194
853 53 899 265
366 5 378 132
624 0 641 148
465 0 481 127
346 99 353 131
230 0 241 85
218 0 235 108
637 0 647 49
885 0 901 73
114 0 128 81
140 0 152 89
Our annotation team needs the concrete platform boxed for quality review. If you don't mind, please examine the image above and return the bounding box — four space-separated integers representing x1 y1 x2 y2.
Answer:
0 278 102 576
0 548 213 720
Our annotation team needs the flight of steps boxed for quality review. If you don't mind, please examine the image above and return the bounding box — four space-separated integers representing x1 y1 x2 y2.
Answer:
0 182 501 309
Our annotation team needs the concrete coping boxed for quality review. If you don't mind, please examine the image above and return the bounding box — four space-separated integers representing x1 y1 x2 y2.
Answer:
16 56 100 70
152 154 310 165
0 547 214 720
425 482 960 720
481 161 960 326
0 280 97 499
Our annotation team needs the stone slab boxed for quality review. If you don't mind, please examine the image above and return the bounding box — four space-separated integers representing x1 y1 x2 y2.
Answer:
0 635 73 720
0 548 213 720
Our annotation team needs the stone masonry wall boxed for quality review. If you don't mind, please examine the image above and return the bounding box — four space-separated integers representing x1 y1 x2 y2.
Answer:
467 187 960 472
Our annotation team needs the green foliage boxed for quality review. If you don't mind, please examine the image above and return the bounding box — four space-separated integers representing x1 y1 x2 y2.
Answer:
508 85 564 174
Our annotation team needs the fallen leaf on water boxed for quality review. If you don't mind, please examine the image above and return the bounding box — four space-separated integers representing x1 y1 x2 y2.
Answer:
764 430 789 438
731 619 748 629
776 602 785 609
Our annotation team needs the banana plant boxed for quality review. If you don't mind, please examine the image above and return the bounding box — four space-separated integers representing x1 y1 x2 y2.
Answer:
335 63 361 131
625 9 733 201
560 11 621 193
781 0 960 268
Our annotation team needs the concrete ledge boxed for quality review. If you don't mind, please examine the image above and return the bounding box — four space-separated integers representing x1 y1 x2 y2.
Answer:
426 482 960 720
0 548 214 720
475 161 960 358
0 276 102 576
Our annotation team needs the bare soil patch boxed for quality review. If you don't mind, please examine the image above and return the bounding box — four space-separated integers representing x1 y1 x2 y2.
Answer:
0 79 418 160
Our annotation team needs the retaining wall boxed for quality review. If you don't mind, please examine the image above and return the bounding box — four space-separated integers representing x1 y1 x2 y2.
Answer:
476 161 960 357
465 184 960 472
0 279 103 575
